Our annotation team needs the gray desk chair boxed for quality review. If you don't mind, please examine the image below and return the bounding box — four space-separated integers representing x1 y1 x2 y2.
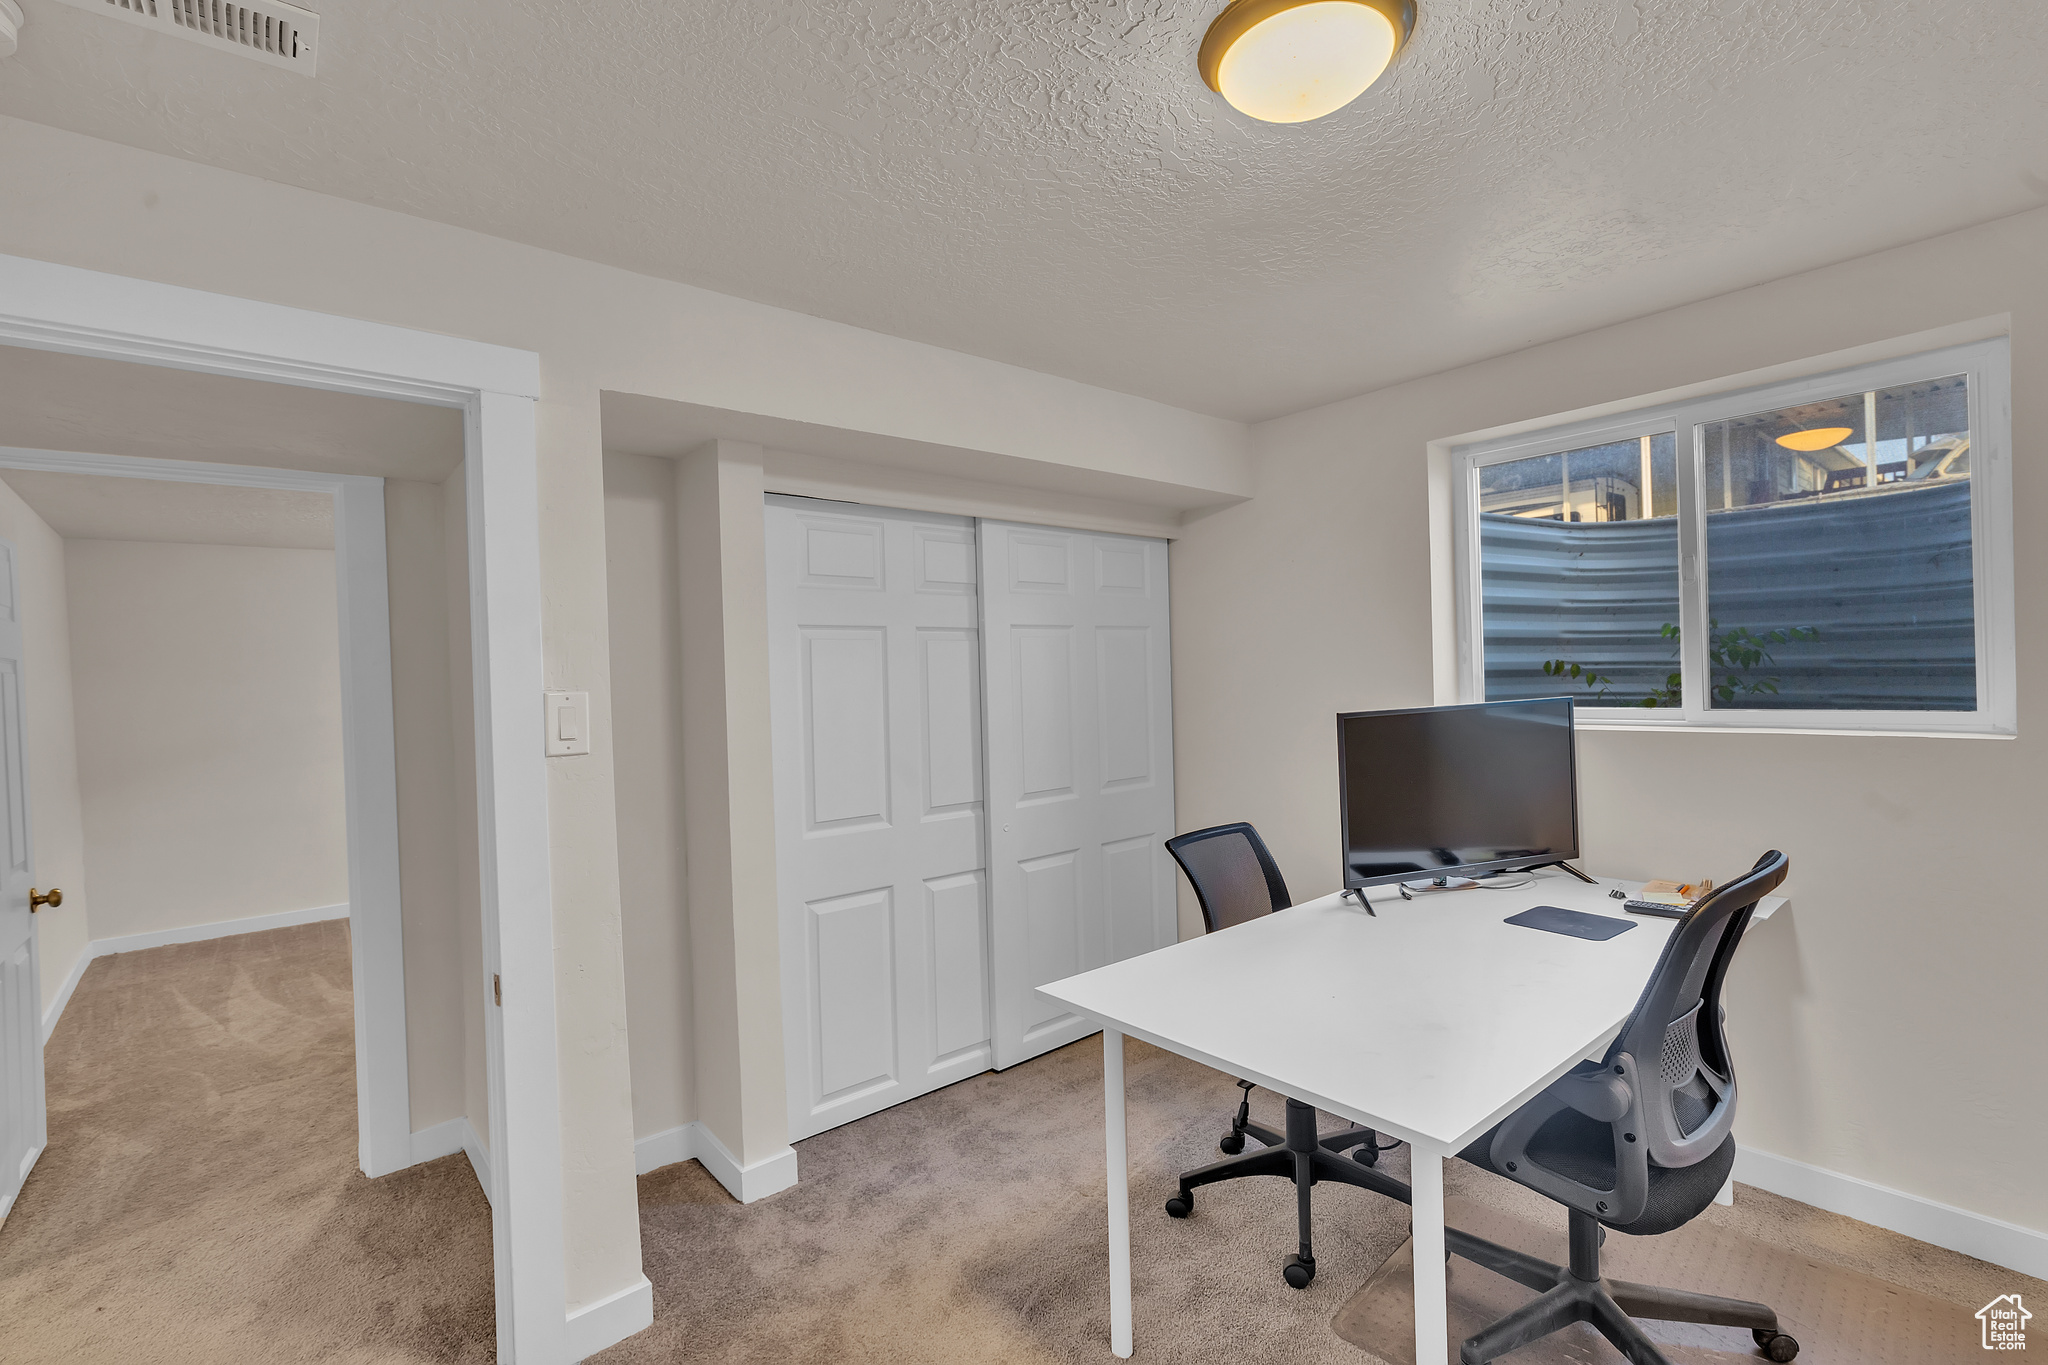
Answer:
1448 850 1801 1364
1162 823 1408 1288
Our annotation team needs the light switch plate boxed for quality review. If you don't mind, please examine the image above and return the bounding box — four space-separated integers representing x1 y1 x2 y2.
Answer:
544 691 591 757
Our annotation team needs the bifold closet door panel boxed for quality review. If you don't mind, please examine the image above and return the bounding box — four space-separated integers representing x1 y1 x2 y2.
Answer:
765 497 992 1142
979 522 1175 1071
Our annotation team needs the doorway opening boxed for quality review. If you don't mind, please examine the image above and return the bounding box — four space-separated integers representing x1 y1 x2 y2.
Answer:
0 343 497 1359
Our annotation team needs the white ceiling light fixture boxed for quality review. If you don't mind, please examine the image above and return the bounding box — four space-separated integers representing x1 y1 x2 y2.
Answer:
1199 0 1414 125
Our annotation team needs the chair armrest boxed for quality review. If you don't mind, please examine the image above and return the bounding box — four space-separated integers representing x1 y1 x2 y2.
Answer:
1488 1052 1650 1225
1548 1068 1631 1123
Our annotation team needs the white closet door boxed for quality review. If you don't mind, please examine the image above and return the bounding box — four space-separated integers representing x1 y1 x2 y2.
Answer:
766 497 993 1141
980 522 1175 1070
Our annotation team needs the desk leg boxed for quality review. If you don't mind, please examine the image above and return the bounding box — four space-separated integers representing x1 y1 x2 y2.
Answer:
1105 1028 1133 1358
1411 1142 1448 1365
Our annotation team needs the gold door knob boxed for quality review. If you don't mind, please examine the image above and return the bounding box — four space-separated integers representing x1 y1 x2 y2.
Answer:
29 887 60 912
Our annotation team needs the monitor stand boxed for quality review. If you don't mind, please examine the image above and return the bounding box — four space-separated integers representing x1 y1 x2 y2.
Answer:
1516 860 1598 884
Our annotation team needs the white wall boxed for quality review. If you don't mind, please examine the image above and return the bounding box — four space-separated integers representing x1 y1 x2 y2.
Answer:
1173 204 2048 1243
442 466 490 1156
384 478 471 1134
66 539 347 941
603 453 695 1144
0 480 92 1020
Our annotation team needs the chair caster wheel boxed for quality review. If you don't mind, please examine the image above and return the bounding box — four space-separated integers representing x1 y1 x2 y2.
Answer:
1282 1256 1315 1289
1219 1132 1246 1155
1165 1193 1193 1219
1352 1144 1378 1167
1753 1329 1798 1361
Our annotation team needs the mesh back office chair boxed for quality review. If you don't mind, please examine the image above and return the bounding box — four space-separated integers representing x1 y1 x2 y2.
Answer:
1447 850 1801 1364
1161 824 1409 1289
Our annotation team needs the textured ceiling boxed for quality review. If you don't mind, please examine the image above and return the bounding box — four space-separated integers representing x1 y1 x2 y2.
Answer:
3 1 2046 420
0 469 334 549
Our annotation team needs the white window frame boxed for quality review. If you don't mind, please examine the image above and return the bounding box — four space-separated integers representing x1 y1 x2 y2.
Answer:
1451 337 2014 737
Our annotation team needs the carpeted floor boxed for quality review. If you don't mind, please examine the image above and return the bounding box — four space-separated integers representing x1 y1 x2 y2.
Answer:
0 921 495 1364
1334 1194 2023 1364
601 1038 2045 1365
4 923 2035 1365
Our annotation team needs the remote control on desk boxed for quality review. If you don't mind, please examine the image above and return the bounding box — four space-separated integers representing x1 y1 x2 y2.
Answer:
1623 899 1689 919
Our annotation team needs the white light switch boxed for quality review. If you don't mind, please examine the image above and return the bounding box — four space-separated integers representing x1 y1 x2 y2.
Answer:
545 691 591 757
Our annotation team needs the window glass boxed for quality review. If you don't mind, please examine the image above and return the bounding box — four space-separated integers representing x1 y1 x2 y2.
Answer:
1699 376 1974 711
1479 433 1681 706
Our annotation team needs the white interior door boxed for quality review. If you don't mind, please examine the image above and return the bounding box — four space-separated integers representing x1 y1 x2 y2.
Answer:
767 497 994 1141
0 537 46 1225
980 521 1175 1070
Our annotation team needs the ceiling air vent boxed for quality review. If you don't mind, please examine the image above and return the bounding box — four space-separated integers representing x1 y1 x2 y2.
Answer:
53 0 318 74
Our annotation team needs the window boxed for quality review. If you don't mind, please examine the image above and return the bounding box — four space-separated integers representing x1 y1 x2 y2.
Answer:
1452 338 2012 734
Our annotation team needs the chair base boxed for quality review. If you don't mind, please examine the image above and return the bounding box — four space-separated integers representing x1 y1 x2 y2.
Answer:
1167 1095 1409 1287
1218 1077 1386 1162
1450 1208 1799 1364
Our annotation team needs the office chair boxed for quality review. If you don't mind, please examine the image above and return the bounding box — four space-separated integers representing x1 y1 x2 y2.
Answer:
1447 850 1801 1364
1161 823 1408 1288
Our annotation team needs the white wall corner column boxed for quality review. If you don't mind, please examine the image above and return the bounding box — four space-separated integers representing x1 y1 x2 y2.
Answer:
468 390 570 1361
333 474 414 1178
676 440 795 1194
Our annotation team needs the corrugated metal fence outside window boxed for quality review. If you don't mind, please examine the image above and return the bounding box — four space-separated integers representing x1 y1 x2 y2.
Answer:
1482 480 1975 711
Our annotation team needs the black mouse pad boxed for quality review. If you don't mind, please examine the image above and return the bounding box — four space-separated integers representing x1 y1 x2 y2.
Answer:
1504 905 1637 941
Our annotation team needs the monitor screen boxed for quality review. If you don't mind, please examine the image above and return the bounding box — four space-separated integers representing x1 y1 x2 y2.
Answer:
1337 697 1578 888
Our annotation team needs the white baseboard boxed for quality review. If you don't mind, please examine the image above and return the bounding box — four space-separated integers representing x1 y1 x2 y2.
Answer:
563 1273 654 1362
39 946 91 1043
697 1124 798 1204
1736 1145 2048 1281
407 1117 467 1165
634 1121 798 1204
40 903 350 1043
460 1118 492 1206
92 902 350 957
401 1116 493 1204
633 1123 696 1176
0 1142 44 1225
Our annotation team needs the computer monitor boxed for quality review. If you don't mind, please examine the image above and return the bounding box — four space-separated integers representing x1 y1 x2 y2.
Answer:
1337 697 1579 889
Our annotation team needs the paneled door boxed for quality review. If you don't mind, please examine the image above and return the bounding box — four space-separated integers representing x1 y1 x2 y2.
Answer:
766 497 993 1141
980 522 1175 1070
0 538 46 1226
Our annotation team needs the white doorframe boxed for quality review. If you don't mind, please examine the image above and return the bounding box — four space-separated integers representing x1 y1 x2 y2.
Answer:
0 252 565 1365
0 445 411 1178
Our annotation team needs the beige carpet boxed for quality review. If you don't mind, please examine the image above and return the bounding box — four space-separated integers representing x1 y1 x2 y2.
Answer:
0 921 496 1364
5 923 2035 1365
604 1038 2046 1365
1334 1195 2022 1365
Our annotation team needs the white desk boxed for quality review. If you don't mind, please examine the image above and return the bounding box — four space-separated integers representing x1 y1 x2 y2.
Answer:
1036 870 1786 1365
